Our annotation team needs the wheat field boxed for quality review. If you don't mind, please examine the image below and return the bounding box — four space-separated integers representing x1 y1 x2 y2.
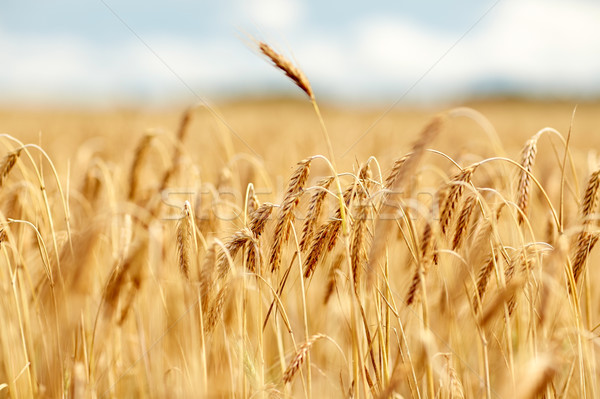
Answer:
1 48 600 398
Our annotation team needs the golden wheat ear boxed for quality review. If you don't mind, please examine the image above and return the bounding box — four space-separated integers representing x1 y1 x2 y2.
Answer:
258 41 314 100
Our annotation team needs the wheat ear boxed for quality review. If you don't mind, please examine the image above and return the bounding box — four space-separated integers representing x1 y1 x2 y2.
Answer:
300 176 334 252
283 334 326 384
516 136 538 224
0 149 22 188
259 42 314 100
350 164 371 291
440 166 475 235
128 133 154 201
571 232 599 284
581 169 600 225
176 201 195 280
367 117 443 285
452 194 477 250
270 158 311 272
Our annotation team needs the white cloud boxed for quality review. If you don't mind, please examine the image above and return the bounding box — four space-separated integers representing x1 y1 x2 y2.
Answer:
1 0 600 105
238 0 305 32
343 0 600 98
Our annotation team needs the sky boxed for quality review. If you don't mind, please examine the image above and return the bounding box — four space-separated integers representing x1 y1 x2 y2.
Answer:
1 0 600 106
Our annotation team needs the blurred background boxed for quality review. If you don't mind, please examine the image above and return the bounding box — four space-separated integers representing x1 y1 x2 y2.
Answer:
2 0 600 107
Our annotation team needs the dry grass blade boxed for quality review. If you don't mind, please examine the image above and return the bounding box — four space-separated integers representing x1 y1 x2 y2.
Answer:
259 42 314 100
516 137 538 225
283 334 326 384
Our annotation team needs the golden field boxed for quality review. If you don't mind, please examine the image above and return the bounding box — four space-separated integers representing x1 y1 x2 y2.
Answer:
1 96 600 398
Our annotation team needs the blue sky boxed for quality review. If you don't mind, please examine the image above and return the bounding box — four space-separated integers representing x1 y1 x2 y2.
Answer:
1 0 600 106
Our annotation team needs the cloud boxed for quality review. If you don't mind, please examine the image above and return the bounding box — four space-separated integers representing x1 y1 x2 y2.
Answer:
238 0 305 32
1 0 600 105
340 0 600 98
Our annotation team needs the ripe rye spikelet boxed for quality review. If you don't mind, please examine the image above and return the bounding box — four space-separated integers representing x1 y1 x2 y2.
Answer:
246 184 260 216
350 193 370 292
245 239 262 274
441 354 465 399
205 282 229 333
0 149 21 188
102 242 146 320
300 176 334 252
580 169 600 225
324 253 344 304
452 194 477 251
327 181 357 250
349 165 372 267
304 223 333 278
516 136 538 225
384 154 409 190
440 166 475 235
128 133 154 201
473 253 498 312
176 201 195 280
571 232 599 284
159 107 193 193
304 182 356 278
259 42 314 100
218 228 255 277
406 221 434 305
270 158 311 272
283 334 326 384
81 163 102 205
248 203 274 237
505 249 529 315
200 242 217 313
368 117 443 285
